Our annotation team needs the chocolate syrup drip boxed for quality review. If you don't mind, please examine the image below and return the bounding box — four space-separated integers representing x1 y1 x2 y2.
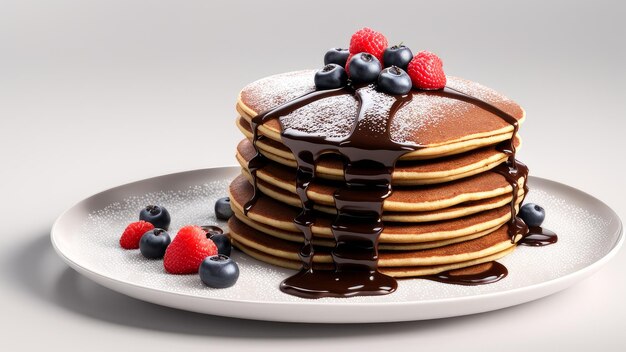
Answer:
492 160 530 242
430 87 530 242
201 225 223 234
425 261 508 286
277 87 417 298
519 226 558 246
438 87 522 162
244 88 350 215
244 79 535 298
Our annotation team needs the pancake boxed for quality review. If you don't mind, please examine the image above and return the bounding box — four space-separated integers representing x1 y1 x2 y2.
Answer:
235 134 522 185
237 70 525 160
229 216 520 276
233 207 502 251
229 174 521 242
380 249 515 278
234 238 516 278
237 146 525 212
229 64 532 295
231 173 524 222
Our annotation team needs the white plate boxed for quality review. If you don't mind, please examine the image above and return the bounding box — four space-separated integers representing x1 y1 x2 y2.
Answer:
51 166 623 323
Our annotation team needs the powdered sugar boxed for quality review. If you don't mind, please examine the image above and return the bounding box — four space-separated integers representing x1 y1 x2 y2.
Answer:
279 86 417 142
241 70 316 113
240 71 522 145
280 94 358 139
356 86 398 136
390 93 469 144
446 76 514 106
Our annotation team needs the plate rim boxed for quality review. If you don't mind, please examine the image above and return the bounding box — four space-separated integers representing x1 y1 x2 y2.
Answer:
50 167 625 321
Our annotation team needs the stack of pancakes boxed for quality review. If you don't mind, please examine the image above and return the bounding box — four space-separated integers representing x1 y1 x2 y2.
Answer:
228 70 526 278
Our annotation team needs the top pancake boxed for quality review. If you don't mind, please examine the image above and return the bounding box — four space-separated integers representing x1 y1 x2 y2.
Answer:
237 70 525 160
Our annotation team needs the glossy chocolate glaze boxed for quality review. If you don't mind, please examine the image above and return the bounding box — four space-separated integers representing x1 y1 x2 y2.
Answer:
434 87 530 242
425 261 508 286
244 77 542 298
244 88 350 215
247 85 416 298
283 89 418 298
492 160 530 243
519 226 558 246
201 225 224 236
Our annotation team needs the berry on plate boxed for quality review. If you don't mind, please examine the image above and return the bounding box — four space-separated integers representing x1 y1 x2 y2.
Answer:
324 48 350 67
199 254 240 288
215 197 234 220
139 228 171 259
315 64 348 90
383 44 413 70
119 220 155 249
348 53 381 84
519 203 546 227
407 51 447 90
209 233 232 257
139 205 171 230
349 27 388 63
163 225 218 274
378 66 412 95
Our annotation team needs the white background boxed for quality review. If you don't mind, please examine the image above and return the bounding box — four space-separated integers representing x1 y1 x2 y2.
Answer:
1 0 625 351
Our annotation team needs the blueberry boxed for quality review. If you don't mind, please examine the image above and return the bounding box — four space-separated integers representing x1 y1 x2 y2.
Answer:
210 233 232 257
215 197 233 220
348 53 382 84
199 254 239 288
519 203 546 227
377 66 412 95
383 45 413 70
324 48 350 67
314 64 348 90
139 205 171 230
139 228 171 259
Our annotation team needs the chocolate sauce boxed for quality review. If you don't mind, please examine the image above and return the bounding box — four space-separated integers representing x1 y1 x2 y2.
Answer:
244 88 350 215
280 88 418 298
430 87 530 242
437 87 523 165
244 77 541 298
201 225 224 236
492 161 530 242
425 261 508 286
519 226 558 246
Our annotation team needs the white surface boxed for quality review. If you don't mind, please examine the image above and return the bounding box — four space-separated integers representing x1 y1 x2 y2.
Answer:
50 168 623 322
2 0 625 350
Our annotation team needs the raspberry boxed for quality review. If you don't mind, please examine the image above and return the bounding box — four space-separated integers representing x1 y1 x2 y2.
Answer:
345 53 354 75
163 225 218 274
407 51 447 90
120 221 155 249
349 27 388 63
